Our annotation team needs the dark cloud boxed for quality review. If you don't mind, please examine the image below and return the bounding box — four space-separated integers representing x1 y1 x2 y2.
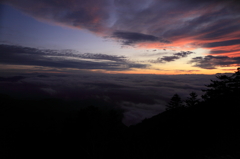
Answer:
4 0 110 32
189 55 240 69
111 31 170 46
204 39 240 48
0 44 127 62
197 21 240 41
0 44 149 70
174 51 194 57
150 51 194 63
163 6 240 39
77 53 127 62
210 49 240 55
156 56 180 62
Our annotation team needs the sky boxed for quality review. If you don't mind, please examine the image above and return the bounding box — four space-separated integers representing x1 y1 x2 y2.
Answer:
1 0 239 75
0 0 240 125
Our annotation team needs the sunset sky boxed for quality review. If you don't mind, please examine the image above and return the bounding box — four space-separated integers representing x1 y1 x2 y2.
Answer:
1 0 240 75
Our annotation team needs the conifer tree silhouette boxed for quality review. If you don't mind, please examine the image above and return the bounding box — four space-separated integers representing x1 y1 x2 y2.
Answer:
185 92 200 107
165 93 184 110
202 68 240 100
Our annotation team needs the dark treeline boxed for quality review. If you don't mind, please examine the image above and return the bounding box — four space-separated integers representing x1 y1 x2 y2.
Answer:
1 69 240 159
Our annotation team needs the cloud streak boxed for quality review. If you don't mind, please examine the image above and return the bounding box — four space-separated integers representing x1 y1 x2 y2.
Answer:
150 51 194 63
111 31 170 46
203 39 240 48
4 0 110 32
189 55 240 69
0 44 149 71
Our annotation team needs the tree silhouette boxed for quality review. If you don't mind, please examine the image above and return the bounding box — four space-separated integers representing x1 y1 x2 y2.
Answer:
165 93 184 110
185 92 200 107
202 68 240 100
230 67 240 96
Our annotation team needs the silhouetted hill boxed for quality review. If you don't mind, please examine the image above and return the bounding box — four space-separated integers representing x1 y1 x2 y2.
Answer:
127 92 240 158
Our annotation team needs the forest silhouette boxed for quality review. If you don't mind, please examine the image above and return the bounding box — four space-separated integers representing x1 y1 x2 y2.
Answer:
1 69 240 159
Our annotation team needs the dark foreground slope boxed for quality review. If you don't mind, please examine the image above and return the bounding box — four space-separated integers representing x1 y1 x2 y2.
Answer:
1 71 240 159
127 95 240 159
1 95 126 159
127 71 240 158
